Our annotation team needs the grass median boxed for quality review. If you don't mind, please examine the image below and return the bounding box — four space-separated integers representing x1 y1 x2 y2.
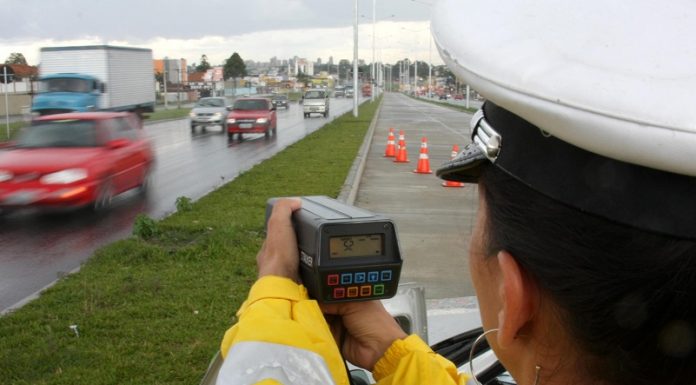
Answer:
0 97 381 384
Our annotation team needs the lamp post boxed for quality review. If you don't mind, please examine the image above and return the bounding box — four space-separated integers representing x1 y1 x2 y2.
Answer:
163 57 169 109
353 0 359 117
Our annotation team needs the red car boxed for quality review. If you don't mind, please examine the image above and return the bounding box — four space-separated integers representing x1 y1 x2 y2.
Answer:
226 98 277 140
0 112 154 213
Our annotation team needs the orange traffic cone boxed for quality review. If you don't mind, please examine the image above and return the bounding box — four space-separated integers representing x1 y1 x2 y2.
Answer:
442 144 465 187
413 137 433 174
384 128 396 157
394 130 409 163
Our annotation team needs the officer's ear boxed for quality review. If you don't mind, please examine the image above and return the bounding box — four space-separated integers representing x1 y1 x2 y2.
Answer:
495 250 538 349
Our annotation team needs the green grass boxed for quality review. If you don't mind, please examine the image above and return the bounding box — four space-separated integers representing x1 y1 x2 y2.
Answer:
145 108 192 122
0 108 193 142
0 121 27 142
0 97 382 384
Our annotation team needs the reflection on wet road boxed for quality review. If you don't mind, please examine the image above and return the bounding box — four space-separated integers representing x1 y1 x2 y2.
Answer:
0 98 360 312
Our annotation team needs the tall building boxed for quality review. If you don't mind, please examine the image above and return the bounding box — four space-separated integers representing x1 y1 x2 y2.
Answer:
154 58 188 83
328 56 334 66
294 58 314 76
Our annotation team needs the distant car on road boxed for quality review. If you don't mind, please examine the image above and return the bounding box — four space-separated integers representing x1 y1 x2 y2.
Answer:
334 86 346 98
189 97 229 133
271 95 289 109
345 86 354 98
302 89 330 118
0 112 154 214
453 94 464 100
226 98 277 140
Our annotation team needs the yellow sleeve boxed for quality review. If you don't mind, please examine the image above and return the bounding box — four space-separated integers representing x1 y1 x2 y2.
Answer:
373 335 470 385
218 276 349 385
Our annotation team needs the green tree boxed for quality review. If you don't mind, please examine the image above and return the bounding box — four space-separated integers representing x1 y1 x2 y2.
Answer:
223 52 247 94
296 70 310 84
195 54 211 72
5 52 27 65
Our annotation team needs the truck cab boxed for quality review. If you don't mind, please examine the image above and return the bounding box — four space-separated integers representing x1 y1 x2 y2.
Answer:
32 73 103 115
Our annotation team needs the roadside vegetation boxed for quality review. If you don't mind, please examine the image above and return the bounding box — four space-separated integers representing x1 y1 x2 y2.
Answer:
0 97 381 384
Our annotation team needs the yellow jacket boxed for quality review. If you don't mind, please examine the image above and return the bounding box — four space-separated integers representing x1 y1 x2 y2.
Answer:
217 276 469 385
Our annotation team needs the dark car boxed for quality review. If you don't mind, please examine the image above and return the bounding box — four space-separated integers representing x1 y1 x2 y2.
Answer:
0 112 154 213
271 95 289 109
226 98 277 140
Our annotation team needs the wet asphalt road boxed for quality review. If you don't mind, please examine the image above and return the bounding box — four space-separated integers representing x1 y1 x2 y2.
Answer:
0 97 360 313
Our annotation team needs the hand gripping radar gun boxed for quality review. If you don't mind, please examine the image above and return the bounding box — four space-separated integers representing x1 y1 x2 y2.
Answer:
266 196 403 303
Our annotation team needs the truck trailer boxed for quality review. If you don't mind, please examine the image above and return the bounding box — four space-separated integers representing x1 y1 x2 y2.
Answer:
32 45 156 116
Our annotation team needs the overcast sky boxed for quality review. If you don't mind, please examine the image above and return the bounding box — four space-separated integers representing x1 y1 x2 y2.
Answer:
1 0 441 67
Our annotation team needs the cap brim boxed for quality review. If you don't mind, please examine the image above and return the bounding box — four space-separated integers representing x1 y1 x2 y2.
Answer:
435 142 488 183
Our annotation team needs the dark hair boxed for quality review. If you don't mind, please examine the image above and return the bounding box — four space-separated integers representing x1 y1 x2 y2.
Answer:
479 165 696 385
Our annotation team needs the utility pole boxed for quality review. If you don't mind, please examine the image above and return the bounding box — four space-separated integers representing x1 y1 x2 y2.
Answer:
3 66 10 139
353 0 359 117
371 0 376 102
163 57 168 109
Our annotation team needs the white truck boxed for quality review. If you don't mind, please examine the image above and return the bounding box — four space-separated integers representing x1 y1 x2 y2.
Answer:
32 45 156 116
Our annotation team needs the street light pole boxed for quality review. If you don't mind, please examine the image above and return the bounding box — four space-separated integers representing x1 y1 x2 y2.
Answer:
163 57 168 109
353 0 359 117
3 66 10 139
428 30 432 97
371 0 376 102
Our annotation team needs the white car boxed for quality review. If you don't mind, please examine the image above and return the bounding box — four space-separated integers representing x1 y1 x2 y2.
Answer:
189 97 229 133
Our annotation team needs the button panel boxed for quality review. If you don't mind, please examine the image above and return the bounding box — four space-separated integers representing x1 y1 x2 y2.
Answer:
324 269 396 300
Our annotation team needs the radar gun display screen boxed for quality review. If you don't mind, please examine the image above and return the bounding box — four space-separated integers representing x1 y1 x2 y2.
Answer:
266 196 402 303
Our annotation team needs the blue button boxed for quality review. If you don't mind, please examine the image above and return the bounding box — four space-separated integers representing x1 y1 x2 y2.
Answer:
367 271 379 283
340 273 353 285
380 270 392 281
355 272 366 283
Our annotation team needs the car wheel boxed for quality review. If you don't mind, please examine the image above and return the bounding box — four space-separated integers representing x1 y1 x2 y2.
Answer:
137 167 151 196
272 125 277 135
92 178 114 212
228 133 234 141
237 133 244 141
323 111 329 118
190 124 196 133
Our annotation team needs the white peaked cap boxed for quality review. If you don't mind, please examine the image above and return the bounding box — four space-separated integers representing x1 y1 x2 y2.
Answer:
432 0 696 177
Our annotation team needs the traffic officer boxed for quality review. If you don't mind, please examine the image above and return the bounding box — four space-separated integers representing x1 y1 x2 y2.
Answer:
215 0 696 384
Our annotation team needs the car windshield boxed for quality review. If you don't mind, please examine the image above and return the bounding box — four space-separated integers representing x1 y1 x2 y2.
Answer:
233 99 268 110
39 78 92 93
17 120 99 148
304 91 325 99
273 95 287 100
195 98 225 107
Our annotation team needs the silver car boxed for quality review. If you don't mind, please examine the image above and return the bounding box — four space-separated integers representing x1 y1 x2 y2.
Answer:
189 97 229 133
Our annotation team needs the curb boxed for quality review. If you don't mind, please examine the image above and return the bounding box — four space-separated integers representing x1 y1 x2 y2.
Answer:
337 97 383 205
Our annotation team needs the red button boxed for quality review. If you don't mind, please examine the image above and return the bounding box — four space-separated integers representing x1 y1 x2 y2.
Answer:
333 287 345 299
360 285 372 297
347 286 359 298
327 274 339 286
